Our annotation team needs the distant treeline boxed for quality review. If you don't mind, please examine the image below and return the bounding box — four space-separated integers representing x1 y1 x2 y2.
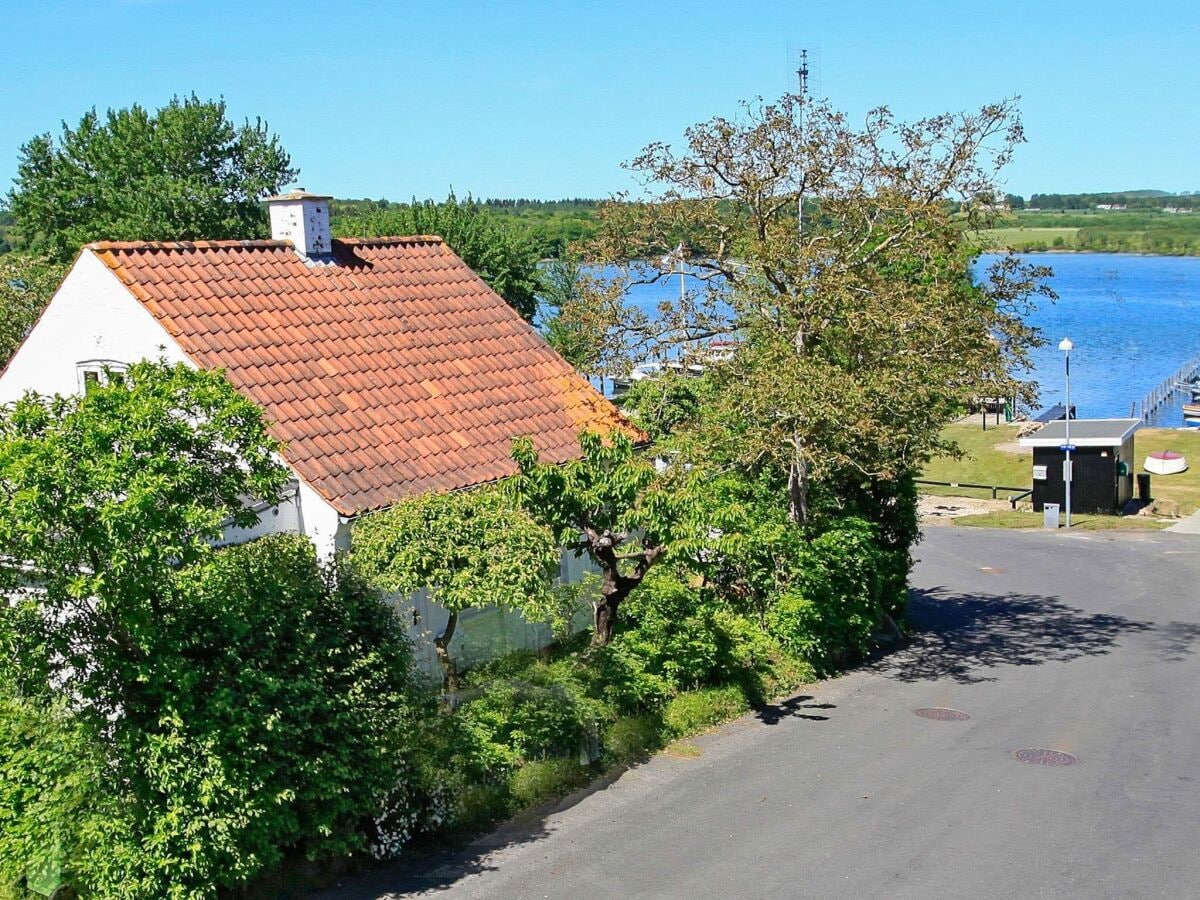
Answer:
1026 191 1200 211
333 197 602 258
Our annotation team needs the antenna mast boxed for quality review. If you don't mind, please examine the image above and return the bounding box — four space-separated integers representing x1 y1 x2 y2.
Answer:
796 49 809 245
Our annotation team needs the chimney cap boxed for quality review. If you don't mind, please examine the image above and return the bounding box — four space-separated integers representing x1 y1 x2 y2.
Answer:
263 188 333 202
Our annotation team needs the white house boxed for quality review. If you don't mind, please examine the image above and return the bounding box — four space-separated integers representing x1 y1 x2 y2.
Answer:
0 191 640 670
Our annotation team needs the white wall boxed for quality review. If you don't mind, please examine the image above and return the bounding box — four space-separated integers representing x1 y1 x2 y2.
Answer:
392 547 598 682
0 251 345 554
0 252 190 403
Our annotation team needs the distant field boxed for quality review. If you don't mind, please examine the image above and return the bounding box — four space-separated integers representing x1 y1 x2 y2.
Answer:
981 227 1080 250
977 209 1200 255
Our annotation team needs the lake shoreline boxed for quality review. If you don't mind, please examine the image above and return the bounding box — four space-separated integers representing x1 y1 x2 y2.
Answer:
982 247 1200 259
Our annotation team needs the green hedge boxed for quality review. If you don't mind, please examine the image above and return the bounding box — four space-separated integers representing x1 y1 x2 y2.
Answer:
1 503 903 896
0 535 424 899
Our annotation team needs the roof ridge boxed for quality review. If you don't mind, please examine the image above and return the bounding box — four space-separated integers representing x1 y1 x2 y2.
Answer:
87 239 290 251
334 235 445 246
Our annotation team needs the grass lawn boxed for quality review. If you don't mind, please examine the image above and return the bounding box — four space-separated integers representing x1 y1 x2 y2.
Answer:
921 421 1200 523
920 422 1030 501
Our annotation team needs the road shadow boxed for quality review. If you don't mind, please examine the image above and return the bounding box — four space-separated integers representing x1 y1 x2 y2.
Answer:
753 694 836 725
870 586 1155 684
1152 620 1200 663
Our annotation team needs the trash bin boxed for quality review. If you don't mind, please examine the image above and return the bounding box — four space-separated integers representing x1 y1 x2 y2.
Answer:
1137 473 1151 501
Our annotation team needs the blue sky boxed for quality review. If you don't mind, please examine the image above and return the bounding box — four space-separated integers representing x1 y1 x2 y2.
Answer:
2 0 1197 201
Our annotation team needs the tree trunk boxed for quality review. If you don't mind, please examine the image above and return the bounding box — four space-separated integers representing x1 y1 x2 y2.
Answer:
434 611 460 696
592 596 618 647
588 538 664 647
591 566 629 647
788 442 809 525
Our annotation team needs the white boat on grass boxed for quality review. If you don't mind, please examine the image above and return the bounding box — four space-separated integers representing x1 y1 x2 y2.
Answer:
1145 450 1188 476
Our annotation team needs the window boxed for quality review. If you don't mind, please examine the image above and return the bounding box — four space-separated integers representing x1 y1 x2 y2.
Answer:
76 360 129 394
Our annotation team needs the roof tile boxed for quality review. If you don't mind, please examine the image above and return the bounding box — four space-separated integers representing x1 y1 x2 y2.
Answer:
89 237 642 515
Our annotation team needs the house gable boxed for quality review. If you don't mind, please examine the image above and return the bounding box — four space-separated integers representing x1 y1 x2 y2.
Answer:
0 251 191 404
0 251 346 556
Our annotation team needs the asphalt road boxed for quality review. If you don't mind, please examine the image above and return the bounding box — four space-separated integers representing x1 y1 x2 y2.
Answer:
316 527 1200 900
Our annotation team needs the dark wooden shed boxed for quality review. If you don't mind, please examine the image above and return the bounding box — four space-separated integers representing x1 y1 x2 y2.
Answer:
1019 418 1139 515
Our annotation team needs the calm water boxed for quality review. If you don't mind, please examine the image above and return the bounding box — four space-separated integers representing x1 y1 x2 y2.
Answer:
609 254 1200 424
976 253 1200 423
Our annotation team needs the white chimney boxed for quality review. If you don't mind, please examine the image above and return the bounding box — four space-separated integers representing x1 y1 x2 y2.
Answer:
264 188 333 258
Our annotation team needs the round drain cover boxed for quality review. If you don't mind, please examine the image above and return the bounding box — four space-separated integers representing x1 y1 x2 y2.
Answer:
914 707 971 721
1013 748 1078 766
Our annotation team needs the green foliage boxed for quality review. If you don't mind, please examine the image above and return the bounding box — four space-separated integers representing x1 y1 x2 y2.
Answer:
333 195 542 320
0 254 63 367
333 196 602 260
511 430 697 644
765 518 889 671
0 364 427 896
351 487 559 621
0 360 287 702
454 677 589 773
603 715 664 764
7 95 295 261
616 568 796 701
586 92 1052 530
0 534 423 899
539 257 596 370
511 429 658 551
0 694 109 896
662 686 750 737
508 759 589 808
617 372 709 443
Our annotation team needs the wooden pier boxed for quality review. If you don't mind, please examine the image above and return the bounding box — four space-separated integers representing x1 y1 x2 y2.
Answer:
1138 354 1200 422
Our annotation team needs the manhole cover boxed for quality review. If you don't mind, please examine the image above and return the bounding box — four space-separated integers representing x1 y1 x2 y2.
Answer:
1013 748 1078 766
914 707 971 721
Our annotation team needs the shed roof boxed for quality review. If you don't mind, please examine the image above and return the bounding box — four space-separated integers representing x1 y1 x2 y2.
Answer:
1018 418 1140 448
88 237 643 515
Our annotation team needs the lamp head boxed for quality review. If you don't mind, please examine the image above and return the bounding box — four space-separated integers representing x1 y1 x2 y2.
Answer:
1058 338 1074 353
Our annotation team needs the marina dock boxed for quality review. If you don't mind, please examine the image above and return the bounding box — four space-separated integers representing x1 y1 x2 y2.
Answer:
1137 354 1200 423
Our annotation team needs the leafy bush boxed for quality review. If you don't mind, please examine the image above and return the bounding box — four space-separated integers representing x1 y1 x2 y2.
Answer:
663 686 750 737
0 535 423 899
454 666 594 774
603 715 664 764
615 567 792 701
508 759 589 807
766 518 888 671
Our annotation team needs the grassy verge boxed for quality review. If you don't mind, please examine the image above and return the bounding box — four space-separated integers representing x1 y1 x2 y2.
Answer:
920 422 1029 501
954 510 1170 531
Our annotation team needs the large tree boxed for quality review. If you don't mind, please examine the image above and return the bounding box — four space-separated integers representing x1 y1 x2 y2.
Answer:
6 95 296 261
333 195 542 321
0 254 63 367
585 93 1053 524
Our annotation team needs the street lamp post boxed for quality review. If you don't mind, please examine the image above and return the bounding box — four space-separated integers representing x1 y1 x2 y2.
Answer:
1059 338 1074 528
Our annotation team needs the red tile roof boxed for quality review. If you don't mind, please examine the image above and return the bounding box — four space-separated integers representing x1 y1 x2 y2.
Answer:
90 237 642 515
